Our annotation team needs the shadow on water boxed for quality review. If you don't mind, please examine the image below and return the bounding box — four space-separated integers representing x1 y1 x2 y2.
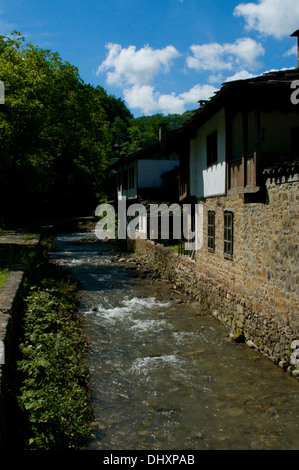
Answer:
50 232 299 451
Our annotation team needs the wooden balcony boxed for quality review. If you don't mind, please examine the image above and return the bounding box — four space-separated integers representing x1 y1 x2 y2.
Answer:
228 153 259 193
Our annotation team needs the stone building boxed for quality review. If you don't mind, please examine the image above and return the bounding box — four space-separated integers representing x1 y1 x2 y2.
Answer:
174 68 299 369
109 64 299 373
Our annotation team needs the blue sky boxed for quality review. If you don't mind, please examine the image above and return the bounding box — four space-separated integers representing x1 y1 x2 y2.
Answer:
1 0 299 117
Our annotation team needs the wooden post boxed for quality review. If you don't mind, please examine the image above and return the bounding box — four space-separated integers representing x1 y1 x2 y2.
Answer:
291 30 299 69
242 110 248 187
225 105 233 192
254 109 261 187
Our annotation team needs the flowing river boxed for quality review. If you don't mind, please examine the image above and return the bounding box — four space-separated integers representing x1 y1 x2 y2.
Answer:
51 231 299 450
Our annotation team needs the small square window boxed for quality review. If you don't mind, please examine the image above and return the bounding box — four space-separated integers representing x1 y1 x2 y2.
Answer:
224 211 233 259
207 211 215 252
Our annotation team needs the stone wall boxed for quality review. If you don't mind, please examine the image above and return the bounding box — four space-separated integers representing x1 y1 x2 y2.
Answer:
0 267 25 449
128 180 299 379
0 233 40 449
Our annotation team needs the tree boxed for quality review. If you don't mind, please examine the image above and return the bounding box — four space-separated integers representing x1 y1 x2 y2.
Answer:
0 32 132 220
122 110 195 155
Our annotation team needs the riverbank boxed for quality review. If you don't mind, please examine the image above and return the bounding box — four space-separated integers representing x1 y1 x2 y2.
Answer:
0 229 41 449
16 238 93 450
0 222 94 450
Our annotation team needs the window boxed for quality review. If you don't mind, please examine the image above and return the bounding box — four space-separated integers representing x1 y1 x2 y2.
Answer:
206 131 218 167
224 211 233 259
207 211 215 252
128 167 135 189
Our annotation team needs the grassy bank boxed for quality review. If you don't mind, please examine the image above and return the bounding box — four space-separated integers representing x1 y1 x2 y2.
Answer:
0 229 40 289
15 235 93 450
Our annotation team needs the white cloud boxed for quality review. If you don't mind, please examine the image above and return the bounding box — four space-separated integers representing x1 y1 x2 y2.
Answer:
186 38 264 72
209 73 224 84
284 44 297 57
179 84 218 103
97 43 180 87
225 70 258 81
124 83 218 115
234 0 299 38
124 85 159 114
187 43 233 71
97 41 219 115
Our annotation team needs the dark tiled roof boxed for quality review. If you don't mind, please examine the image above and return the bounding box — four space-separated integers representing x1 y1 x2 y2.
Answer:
110 68 299 169
178 68 299 136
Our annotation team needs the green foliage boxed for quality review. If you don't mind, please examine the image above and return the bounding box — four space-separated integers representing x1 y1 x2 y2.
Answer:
17 280 93 450
0 31 194 218
0 32 132 219
122 110 195 154
15 238 93 450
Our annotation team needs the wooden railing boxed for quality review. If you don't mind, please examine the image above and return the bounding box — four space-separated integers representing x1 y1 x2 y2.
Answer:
229 153 256 190
229 158 243 188
245 154 256 187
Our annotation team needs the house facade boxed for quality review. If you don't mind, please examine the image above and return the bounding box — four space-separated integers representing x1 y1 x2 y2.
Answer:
180 69 299 368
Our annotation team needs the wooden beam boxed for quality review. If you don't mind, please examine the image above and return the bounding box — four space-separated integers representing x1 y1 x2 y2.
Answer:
291 30 299 68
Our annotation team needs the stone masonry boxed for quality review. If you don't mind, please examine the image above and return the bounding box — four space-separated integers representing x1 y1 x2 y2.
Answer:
129 180 299 380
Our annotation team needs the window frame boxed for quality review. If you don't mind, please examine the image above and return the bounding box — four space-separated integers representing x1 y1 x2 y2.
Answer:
224 211 233 259
207 210 215 252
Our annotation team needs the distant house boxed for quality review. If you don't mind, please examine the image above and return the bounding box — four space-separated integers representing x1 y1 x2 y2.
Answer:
109 127 181 239
110 127 182 203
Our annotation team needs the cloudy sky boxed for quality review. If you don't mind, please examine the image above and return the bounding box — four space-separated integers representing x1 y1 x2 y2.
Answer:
2 0 299 116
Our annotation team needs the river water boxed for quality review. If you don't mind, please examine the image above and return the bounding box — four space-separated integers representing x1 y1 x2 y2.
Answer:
51 231 299 451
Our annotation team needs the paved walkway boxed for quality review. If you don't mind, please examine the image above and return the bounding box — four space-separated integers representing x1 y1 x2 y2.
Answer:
0 229 40 362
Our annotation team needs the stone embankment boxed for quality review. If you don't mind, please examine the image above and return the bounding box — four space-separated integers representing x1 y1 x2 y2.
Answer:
127 238 299 382
0 231 40 449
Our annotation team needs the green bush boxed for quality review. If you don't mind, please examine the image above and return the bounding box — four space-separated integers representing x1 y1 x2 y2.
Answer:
17 281 93 450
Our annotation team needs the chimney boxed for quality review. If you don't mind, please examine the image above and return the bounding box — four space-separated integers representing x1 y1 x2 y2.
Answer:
198 100 208 108
291 30 299 68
